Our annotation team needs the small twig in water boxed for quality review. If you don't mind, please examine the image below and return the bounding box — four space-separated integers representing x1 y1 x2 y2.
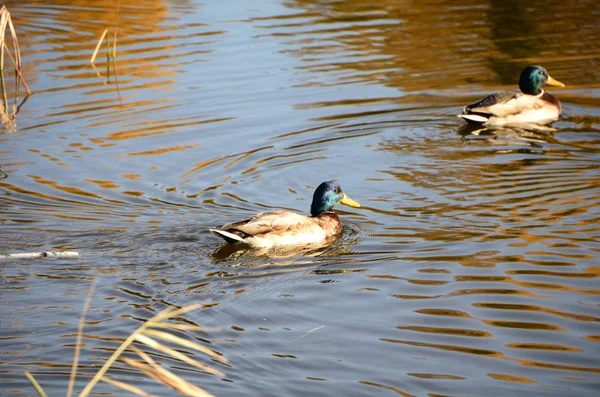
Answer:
0 251 79 259
292 325 325 341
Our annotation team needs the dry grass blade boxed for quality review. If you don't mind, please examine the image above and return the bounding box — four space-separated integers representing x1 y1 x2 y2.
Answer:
101 375 159 397
142 329 228 363
79 308 174 397
135 334 225 377
129 347 215 397
1 41 31 94
151 364 215 397
0 6 31 94
0 7 8 68
6 13 21 69
79 304 220 397
149 323 219 332
67 279 97 397
129 347 174 385
21 302 221 397
130 345 159 369
0 6 9 114
150 303 205 323
90 28 108 65
112 28 118 59
122 357 167 385
0 8 7 49
24 371 48 397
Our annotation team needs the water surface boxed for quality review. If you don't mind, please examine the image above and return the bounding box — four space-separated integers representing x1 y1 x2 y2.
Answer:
1 0 599 396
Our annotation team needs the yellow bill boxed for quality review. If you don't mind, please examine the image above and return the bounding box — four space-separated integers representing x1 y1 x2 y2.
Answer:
547 74 565 87
340 193 360 208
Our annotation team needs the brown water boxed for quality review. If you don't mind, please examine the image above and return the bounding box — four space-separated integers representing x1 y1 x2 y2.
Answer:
1 0 599 396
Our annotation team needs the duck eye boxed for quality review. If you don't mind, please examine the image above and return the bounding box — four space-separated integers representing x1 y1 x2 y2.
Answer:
334 187 341 194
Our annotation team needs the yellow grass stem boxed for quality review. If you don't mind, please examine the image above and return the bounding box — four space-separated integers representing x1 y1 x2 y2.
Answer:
67 279 97 397
90 28 108 65
23 302 219 397
0 69 7 121
79 315 158 397
153 364 215 397
5 9 20 70
0 10 8 114
0 6 31 95
123 355 163 380
129 347 215 397
112 28 117 60
0 7 8 74
127 349 186 392
143 329 228 363
101 375 159 397
112 29 122 103
79 304 212 397
105 29 110 67
148 323 219 332
151 304 205 322
2 42 31 94
24 372 48 397
135 334 225 377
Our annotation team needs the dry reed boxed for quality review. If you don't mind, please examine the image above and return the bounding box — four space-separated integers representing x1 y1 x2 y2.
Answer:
0 6 31 124
26 293 226 397
0 6 30 93
90 24 121 101
90 0 120 94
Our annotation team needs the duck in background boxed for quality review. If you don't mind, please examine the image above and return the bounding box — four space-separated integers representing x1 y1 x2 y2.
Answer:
458 65 565 126
210 180 360 248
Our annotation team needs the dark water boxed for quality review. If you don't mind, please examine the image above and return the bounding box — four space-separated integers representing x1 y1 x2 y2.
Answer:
1 0 599 396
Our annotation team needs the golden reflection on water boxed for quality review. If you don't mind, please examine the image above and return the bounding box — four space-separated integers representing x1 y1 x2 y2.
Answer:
359 380 415 397
0 0 240 212
472 303 600 322
488 372 537 384
382 338 600 375
268 0 599 93
395 325 493 338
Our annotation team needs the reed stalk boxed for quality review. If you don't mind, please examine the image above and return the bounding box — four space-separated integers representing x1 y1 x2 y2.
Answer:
25 295 224 397
66 279 97 397
0 5 31 124
24 372 47 397
0 6 30 93
90 28 108 65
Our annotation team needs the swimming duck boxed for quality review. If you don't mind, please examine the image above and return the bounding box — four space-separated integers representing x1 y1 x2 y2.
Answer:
209 181 360 248
458 65 565 126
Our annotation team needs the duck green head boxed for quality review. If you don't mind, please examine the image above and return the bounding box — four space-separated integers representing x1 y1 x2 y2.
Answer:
310 180 360 216
518 65 565 95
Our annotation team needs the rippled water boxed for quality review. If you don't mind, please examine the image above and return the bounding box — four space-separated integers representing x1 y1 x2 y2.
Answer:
1 0 599 396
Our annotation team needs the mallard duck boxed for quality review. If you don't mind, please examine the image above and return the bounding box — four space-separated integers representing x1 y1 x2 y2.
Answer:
458 65 565 126
209 181 360 248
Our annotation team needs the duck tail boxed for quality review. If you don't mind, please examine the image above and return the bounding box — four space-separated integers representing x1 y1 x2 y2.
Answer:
457 114 489 124
209 229 245 244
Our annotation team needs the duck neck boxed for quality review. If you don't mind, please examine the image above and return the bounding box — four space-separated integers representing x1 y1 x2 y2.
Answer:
311 210 332 218
311 212 343 235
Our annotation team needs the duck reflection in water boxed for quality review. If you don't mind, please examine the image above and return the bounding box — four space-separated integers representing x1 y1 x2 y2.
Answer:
211 235 343 261
209 180 361 254
457 121 559 148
